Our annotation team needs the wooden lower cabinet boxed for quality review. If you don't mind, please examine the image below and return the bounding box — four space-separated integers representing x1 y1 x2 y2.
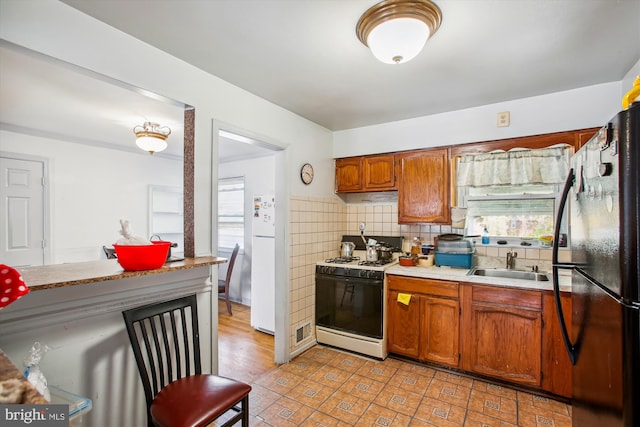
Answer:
420 296 460 366
387 275 460 367
387 277 572 397
387 290 421 357
460 284 542 387
541 291 572 398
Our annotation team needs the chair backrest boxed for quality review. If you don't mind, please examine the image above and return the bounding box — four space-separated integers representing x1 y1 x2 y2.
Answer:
122 294 202 421
223 243 240 285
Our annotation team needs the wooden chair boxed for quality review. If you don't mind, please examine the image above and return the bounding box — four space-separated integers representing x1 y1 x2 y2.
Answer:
122 294 251 427
218 244 240 315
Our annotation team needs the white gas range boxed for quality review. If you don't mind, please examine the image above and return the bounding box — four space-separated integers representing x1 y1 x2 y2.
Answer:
315 236 403 359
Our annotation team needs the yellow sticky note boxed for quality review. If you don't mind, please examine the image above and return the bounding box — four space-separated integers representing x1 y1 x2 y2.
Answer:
397 293 411 305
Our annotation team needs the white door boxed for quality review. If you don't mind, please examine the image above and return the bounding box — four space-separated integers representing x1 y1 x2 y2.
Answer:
0 157 45 267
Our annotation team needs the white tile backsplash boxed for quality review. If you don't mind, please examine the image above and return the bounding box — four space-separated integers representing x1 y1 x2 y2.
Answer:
288 196 570 354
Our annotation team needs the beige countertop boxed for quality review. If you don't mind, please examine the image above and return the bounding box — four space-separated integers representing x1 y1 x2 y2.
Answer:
386 265 572 292
17 256 227 292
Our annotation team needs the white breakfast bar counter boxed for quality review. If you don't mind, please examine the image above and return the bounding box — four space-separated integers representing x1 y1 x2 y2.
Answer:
0 257 226 427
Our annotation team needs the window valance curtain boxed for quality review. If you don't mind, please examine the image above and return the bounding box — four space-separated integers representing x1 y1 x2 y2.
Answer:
456 147 569 187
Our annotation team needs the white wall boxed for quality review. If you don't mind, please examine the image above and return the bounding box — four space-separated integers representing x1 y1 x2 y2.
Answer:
1 130 182 264
622 58 640 102
0 0 335 260
0 267 213 427
333 82 623 158
218 155 277 305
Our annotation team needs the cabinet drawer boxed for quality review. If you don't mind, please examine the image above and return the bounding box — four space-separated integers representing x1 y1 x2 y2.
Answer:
388 275 458 298
470 284 541 310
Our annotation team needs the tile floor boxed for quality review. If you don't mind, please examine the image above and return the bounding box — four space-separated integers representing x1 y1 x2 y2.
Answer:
224 345 572 427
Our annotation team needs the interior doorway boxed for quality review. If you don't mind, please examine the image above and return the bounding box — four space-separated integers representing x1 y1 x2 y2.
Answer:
0 153 48 267
214 124 289 368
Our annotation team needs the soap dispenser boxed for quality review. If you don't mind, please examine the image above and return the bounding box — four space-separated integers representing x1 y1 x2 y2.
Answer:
482 227 490 245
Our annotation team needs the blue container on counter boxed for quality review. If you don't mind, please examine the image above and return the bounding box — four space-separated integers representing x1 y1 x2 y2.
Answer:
434 250 474 269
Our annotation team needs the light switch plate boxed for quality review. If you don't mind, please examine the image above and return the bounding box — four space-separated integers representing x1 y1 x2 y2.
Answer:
498 111 510 127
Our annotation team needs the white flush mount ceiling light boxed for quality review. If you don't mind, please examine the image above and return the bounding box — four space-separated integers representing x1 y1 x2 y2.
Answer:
356 0 442 65
133 121 171 154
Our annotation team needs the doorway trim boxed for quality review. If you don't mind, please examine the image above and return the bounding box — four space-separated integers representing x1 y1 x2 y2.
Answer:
211 119 291 366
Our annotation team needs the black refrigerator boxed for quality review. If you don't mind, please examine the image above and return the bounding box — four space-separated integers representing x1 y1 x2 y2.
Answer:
552 101 639 427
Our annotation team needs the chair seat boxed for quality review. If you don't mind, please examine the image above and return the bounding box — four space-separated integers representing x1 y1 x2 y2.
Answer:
150 375 252 427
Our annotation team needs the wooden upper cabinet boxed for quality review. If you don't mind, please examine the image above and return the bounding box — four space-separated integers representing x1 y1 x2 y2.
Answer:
574 128 599 149
336 154 396 193
335 157 363 192
397 148 450 224
363 155 396 191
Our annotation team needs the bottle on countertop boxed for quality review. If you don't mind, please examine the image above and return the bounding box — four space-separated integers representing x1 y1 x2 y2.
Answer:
481 227 490 245
411 237 422 255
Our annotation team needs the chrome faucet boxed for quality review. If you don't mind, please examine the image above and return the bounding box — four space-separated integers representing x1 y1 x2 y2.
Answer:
506 250 517 269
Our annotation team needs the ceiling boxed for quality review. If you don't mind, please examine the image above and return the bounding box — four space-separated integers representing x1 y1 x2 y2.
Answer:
0 43 187 158
58 0 640 131
1 1 639 163
0 42 275 162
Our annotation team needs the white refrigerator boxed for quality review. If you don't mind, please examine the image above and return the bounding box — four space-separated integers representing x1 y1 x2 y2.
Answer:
250 195 275 334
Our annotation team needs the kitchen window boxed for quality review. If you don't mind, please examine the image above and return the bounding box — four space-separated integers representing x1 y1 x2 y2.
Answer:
455 146 570 244
218 176 245 250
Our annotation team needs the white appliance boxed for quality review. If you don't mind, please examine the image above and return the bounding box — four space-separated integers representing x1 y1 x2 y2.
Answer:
250 195 275 334
315 235 403 359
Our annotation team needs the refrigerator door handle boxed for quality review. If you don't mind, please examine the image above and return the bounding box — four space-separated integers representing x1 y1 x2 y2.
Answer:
552 168 577 365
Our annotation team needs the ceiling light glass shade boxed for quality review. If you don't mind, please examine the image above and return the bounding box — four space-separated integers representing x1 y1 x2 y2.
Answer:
367 18 429 64
136 135 168 153
133 122 171 154
356 0 442 65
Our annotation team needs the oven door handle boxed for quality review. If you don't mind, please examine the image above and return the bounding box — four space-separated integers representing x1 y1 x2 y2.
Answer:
344 276 383 285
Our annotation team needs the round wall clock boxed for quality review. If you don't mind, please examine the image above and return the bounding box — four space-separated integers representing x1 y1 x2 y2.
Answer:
300 163 314 185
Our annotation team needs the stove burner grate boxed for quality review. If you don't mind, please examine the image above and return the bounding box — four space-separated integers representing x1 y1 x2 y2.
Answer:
324 256 361 264
358 259 394 267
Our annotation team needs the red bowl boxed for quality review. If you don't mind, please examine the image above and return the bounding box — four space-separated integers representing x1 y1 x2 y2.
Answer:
113 241 171 271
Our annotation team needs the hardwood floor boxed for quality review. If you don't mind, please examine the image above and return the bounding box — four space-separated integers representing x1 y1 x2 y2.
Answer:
217 300 278 384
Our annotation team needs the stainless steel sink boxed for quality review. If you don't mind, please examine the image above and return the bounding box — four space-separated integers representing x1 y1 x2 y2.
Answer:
467 267 549 281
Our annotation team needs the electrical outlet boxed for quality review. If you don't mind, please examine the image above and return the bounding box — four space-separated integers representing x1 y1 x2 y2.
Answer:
498 111 510 127
359 222 366 232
